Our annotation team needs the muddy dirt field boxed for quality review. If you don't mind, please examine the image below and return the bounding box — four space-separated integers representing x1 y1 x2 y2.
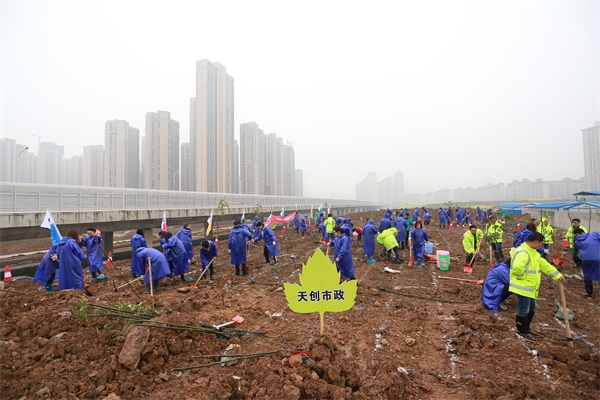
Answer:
0 209 598 399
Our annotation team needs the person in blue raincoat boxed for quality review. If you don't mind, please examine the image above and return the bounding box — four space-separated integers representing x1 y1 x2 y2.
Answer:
228 220 253 276
481 262 512 313
253 221 279 264
200 240 219 280
293 213 301 233
412 208 420 223
341 219 352 241
378 214 392 233
300 218 308 237
176 224 195 264
82 227 104 280
423 211 431 226
130 229 147 277
456 208 464 226
363 218 379 263
135 246 171 292
574 229 600 297
57 230 85 291
395 216 407 249
331 226 355 280
476 207 482 222
447 207 454 224
410 221 429 266
162 232 189 282
33 243 59 292
252 216 260 234
438 208 448 229
319 221 327 243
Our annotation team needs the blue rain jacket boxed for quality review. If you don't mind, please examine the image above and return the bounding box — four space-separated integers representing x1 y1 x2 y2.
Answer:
363 219 379 257
200 240 219 267
575 232 600 281
481 262 510 313
162 236 189 276
33 244 59 285
57 237 85 291
228 225 252 265
176 227 194 260
130 233 147 276
456 209 464 225
378 217 392 233
83 233 103 273
136 247 172 284
334 234 355 279
255 226 279 257
411 228 429 259
395 218 407 242
438 209 447 224
252 216 260 233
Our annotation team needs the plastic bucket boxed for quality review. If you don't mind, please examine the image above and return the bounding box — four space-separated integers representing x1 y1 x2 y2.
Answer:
425 242 433 254
563 238 569 248
436 250 450 270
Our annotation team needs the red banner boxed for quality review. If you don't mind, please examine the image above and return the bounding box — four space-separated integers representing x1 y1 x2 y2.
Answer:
268 211 297 225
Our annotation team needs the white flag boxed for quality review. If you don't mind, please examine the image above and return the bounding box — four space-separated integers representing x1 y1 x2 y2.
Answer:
40 209 62 245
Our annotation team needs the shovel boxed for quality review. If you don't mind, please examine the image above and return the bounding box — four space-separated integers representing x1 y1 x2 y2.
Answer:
438 276 484 284
463 253 476 274
213 314 245 330
148 256 154 300
558 281 573 347
191 259 214 288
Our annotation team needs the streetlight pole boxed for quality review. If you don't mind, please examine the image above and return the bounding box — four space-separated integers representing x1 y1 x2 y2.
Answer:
172 170 180 191
15 146 29 182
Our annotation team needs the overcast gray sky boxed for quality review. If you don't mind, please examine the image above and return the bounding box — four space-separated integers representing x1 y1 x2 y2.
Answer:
2 0 598 198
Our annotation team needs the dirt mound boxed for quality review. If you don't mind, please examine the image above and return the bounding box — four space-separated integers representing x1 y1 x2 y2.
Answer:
1 210 598 399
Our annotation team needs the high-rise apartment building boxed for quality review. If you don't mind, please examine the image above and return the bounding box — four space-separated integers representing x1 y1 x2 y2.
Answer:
0 138 28 182
264 133 283 196
144 110 180 190
283 142 296 196
104 120 140 189
239 122 262 194
582 121 600 190
82 145 104 187
37 142 64 184
189 59 235 193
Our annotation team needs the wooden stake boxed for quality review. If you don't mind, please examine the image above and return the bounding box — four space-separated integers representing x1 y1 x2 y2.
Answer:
148 256 154 299
558 281 573 347
319 312 324 335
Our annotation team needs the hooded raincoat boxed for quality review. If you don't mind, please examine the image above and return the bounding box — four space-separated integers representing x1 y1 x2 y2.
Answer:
57 237 85 291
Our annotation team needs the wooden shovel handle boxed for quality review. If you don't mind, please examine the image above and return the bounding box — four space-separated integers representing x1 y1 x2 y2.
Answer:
558 281 573 347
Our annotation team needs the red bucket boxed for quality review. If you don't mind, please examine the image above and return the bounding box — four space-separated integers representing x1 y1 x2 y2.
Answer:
563 238 569 248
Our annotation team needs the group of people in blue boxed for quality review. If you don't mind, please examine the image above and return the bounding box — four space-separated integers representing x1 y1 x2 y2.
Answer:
32 208 598 322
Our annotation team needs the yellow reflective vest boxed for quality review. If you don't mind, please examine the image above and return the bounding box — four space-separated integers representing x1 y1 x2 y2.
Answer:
462 229 483 254
566 225 588 249
485 221 504 244
509 243 562 298
539 218 554 245
377 227 399 250
324 217 335 234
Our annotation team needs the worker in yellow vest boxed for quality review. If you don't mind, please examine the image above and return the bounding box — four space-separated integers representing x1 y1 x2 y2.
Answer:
565 218 588 268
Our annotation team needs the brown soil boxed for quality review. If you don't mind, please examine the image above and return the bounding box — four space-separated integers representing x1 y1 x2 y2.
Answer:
1 210 598 400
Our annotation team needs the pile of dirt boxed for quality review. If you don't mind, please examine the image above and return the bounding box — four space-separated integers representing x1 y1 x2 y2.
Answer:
1 209 598 399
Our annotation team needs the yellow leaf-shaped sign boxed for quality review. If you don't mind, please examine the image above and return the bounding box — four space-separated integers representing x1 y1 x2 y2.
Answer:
284 248 357 334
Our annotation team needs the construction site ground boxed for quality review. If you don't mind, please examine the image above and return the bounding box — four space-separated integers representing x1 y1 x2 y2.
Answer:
0 209 598 399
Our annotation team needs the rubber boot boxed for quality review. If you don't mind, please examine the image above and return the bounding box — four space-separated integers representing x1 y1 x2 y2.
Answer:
273 257 279 265
584 280 593 297
516 315 536 341
45 283 53 292
526 311 540 336
242 264 247 276
235 265 240 276
210 272 214 280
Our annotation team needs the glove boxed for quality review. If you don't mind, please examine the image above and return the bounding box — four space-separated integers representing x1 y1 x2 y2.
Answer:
544 249 549 254
51 254 59 261
273 241 276 246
